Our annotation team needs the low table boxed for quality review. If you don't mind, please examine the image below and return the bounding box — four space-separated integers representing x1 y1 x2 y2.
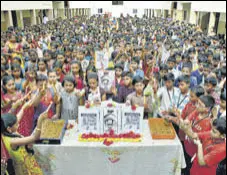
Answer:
34 120 186 175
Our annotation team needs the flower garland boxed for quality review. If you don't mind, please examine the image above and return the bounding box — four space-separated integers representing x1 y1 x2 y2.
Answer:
78 130 142 146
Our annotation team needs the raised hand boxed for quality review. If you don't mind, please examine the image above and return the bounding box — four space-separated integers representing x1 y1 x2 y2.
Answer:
40 82 47 96
39 102 52 121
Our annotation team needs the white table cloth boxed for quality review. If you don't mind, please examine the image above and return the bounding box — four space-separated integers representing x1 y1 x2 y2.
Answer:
34 120 186 175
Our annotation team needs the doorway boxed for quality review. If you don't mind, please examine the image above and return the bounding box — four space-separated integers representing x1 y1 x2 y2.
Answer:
11 10 17 27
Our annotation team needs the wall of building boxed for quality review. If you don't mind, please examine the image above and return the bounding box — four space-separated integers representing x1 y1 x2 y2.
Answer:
217 13 226 34
1 1 53 11
191 1 226 13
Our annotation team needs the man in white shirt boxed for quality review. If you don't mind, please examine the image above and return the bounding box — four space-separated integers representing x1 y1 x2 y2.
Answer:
43 15 49 24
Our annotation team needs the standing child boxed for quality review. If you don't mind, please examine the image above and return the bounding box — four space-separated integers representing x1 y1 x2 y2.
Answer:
159 63 169 88
114 63 124 90
126 76 153 119
157 73 180 113
129 56 144 79
1 103 52 175
112 71 134 103
37 58 48 77
11 63 25 92
70 60 84 90
85 72 106 106
59 75 83 120
173 75 191 113
175 62 197 89
215 92 226 119
182 117 226 175
205 76 220 105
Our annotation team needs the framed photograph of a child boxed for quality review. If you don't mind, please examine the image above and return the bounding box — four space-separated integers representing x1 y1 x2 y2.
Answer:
101 107 121 134
78 106 101 134
95 51 109 70
121 107 144 134
98 70 115 93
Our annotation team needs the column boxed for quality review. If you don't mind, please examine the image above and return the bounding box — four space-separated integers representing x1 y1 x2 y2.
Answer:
208 12 216 35
47 9 53 20
18 10 24 29
176 10 184 21
30 9 37 25
154 10 157 17
189 11 197 24
5 10 13 28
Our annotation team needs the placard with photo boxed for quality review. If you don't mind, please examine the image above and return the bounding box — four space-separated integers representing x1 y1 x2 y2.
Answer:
78 106 101 134
121 107 144 134
98 70 115 93
101 107 121 134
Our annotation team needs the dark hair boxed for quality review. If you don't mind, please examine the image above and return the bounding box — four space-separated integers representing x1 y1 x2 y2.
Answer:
62 75 76 87
11 63 23 78
13 57 22 64
71 60 83 79
132 75 144 86
221 66 226 77
122 71 133 79
163 73 175 82
220 91 226 101
2 75 14 94
178 75 190 84
182 53 190 61
87 72 98 81
1 113 34 155
182 62 193 70
36 74 48 82
131 56 140 65
191 85 205 97
1 64 6 71
53 61 63 69
167 56 176 63
145 54 153 61
198 55 208 63
47 69 57 75
160 64 168 71
213 118 226 135
199 95 215 109
213 54 221 62
114 63 124 70
205 77 217 87
188 47 196 54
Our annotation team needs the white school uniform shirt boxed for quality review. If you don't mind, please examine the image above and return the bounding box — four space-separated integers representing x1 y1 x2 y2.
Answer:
172 91 190 114
157 87 180 112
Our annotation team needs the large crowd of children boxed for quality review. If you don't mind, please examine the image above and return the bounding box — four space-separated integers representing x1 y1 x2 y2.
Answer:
1 14 226 175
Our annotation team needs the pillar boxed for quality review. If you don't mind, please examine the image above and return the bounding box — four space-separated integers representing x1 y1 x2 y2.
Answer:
30 9 37 25
154 10 157 17
18 10 24 28
189 11 197 24
47 9 53 20
208 12 216 35
217 13 226 35
175 10 184 21
6 10 13 27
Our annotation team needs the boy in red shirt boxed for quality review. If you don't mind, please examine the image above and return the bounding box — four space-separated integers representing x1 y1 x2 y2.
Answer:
182 117 226 175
